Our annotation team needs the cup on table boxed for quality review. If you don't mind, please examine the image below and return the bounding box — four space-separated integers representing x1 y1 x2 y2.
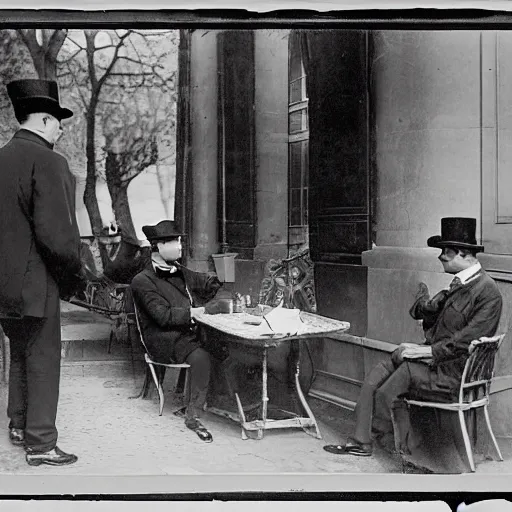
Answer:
217 298 234 314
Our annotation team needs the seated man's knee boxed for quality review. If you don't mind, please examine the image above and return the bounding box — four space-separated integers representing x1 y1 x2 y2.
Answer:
363 358 397 389
186 347 211 372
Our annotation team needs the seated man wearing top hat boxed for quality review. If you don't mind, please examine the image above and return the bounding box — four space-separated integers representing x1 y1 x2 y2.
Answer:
323 217 503 457
131 220 223 442
0 79 85 466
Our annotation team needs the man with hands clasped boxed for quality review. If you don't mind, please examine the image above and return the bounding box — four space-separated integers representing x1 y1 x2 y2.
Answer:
0 79 86 466
131 220 223 443
323 217 503 457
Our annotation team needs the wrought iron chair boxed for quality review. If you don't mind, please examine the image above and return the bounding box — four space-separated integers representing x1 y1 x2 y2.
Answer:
393 334 505 472
132 302 190 416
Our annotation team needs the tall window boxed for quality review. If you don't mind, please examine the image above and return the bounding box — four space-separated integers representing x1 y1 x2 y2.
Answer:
288 33 309 246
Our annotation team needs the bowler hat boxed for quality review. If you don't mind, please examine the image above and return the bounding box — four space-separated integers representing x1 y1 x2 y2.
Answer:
7 79 73 120
427 217 484 252
142 220 184 242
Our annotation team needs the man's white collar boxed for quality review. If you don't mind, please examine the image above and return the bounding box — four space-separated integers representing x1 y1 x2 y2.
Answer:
454 261 482 285
21 125 52 144
151 253 178 273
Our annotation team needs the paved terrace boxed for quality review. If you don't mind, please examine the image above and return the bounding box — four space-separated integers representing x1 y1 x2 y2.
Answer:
0 302 510 480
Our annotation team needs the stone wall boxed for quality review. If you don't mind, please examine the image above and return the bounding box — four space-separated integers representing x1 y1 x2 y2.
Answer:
371 31 482 248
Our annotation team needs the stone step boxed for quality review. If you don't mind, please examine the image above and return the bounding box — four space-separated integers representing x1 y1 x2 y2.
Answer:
61 359 146 379
61 338 144 362
61 322 113 343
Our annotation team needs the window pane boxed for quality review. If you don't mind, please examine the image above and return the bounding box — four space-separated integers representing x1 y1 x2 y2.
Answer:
290 209 302 227
289 142 303 188
290 79 304 104
289 33 303 81
289 109 306 134
303 140 309 187
303 187 309 224
290 187 302 227
302 107 309 131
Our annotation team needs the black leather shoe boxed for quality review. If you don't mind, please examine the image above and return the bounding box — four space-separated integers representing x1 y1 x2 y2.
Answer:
26 446 78 466
185 418 213 443
9 427 25 447
323 439 373 457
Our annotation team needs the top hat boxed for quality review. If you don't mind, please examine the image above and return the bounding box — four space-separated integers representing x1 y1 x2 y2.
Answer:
142 220 184 242
427 217 484 252
7 79 73 120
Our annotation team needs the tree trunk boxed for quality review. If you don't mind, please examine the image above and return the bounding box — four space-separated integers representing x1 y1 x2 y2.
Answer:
17 29 67 81
83 100 103 238
111 185 137 242
105 151 137 241
155 162 170 217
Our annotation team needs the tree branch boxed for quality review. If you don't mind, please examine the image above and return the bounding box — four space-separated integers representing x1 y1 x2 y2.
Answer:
16 29 41 59
97 30 132 90
47 29 68 60
58 47 82 64
84 30 99 90
66 35 86 51
65 61 88 110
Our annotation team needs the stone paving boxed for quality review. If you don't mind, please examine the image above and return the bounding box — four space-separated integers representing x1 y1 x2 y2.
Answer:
0 301 509 477
0 370 402 475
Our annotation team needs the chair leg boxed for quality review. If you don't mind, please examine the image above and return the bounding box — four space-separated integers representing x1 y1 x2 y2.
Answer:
107 329 114 354
184 368 191 404
235 392 249 440
148 363 165 416
484 405 504 461
142 367 151 398
129 365 151 399
390 406 406 474
458 409 476 472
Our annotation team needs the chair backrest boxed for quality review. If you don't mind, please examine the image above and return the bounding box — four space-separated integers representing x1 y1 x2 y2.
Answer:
459 334 506 403
132 300 152 355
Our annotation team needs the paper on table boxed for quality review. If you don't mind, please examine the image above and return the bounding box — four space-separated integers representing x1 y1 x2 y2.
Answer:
262 307 303 335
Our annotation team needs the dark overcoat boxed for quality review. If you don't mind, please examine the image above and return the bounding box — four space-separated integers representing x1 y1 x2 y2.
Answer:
409 270 503 396
131 265 221 363
0 129 82 319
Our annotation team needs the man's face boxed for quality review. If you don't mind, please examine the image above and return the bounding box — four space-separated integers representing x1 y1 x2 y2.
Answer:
42 114 63 144
157 237 182 263
438 246 470 274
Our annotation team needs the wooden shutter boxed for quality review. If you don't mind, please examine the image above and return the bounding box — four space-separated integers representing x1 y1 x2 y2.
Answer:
174 29 192 264
217 30 256 258
305 30 371 264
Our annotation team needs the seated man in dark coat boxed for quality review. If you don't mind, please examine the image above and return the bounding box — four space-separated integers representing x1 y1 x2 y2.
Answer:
131 220 222 442
323 217 503 457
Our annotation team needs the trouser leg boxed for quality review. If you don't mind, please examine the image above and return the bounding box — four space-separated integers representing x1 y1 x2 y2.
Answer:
372 361 416 440
353 358 397 444
2 319 32 430
24 302 62 452
184 347 211 421
3 295 62 452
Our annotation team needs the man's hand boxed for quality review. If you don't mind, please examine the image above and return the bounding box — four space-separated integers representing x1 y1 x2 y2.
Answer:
392 343 433 366
416 282 430 299
190 307 205 320
401 344 433 360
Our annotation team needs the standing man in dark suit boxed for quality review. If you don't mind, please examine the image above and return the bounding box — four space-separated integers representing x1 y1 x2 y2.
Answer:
0 79 85 466
323 217 503 457
131 220 223 443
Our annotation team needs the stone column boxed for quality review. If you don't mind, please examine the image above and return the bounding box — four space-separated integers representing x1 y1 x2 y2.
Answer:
253 29 290 261
371 31 482 248
187 29 220 272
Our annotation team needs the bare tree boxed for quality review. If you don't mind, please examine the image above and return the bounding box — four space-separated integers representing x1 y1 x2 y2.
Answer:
61 29 177 239
103 112 159 240
14 29 103 240
0 30 36 143
16 29 68 80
